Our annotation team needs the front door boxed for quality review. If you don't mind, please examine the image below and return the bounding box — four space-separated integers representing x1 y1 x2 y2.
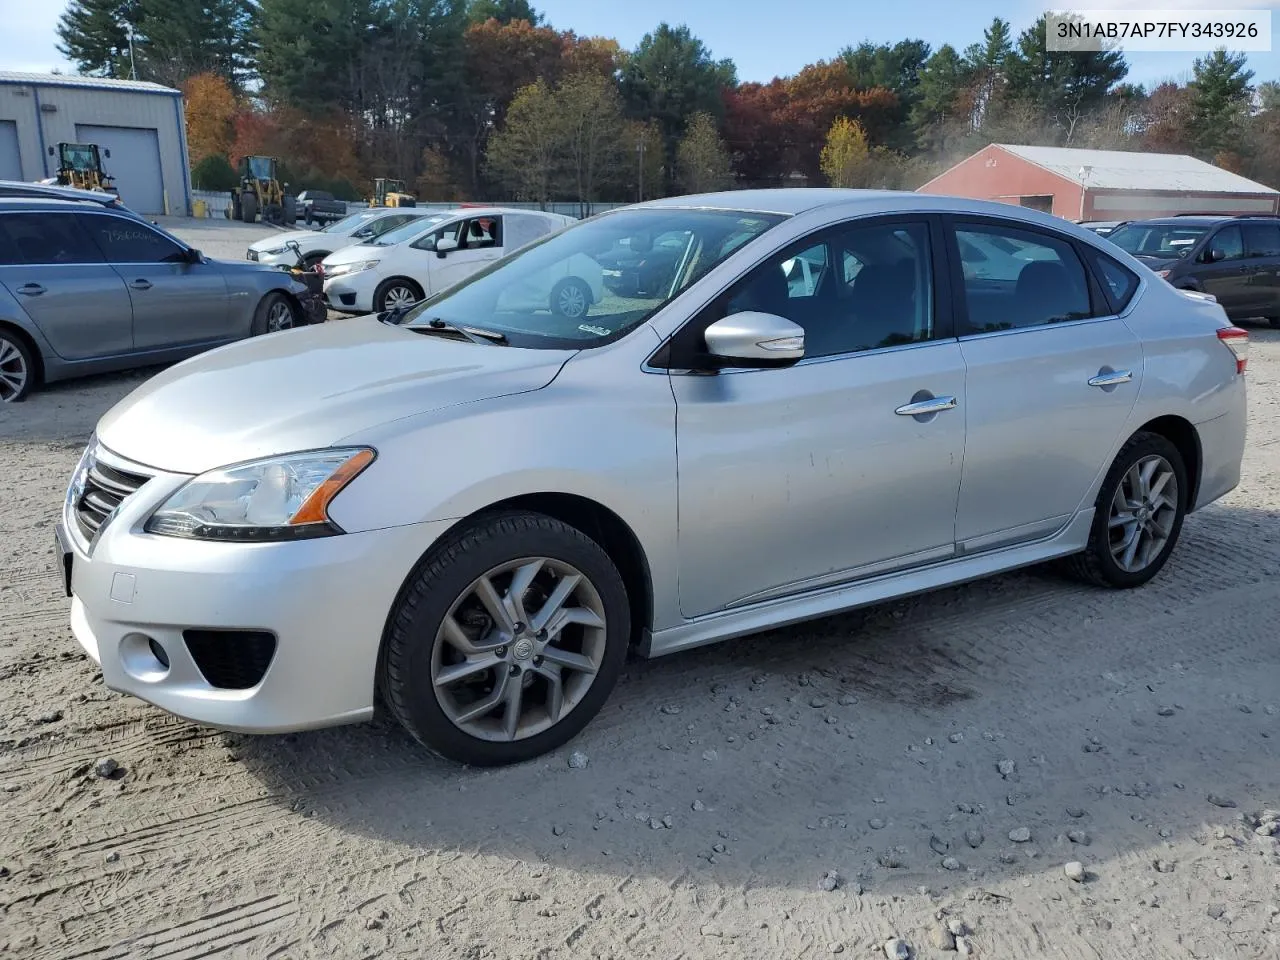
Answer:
672 217 966 617
948 217 1142 550
1241 221 1280 318
1197 224 1251 316
78 214 230 349
430 215 504 294
0 211 133 359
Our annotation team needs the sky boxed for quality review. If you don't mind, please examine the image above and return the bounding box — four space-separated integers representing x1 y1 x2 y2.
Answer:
3 0 1277 90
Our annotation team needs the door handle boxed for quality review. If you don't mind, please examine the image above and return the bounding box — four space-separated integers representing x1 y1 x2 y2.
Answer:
895 395 957 416
130 279 153 290
16 283 45 296
1087 369 1132 387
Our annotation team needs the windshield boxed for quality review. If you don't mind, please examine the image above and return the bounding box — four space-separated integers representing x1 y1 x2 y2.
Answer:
1107 222 1209 259
247 157 274 180
366 214 449 246
402 207 786 347
322 212 378 235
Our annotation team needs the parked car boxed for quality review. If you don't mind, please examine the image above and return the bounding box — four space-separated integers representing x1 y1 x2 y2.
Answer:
321 207 581 314
58 189 1246 766
0 197 313 402
597 233 688 297
1079 220 1128 237
295 190 347 226
246 209 438 270
1105 215 1280 325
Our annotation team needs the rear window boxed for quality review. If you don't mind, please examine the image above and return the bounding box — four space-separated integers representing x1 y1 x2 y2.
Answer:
1083 248 1140 312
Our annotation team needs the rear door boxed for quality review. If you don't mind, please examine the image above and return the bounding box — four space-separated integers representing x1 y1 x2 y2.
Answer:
1241 221 1280 318
947 216 1143 551
1197 225 1251 315
78 213 231 350
0 212 133 359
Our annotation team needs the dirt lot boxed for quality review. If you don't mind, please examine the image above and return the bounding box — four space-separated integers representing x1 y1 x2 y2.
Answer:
1 249 1279 957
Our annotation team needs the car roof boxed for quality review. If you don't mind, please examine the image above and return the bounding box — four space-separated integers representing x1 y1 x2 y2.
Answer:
0 196 144 217
1125 216 1253 226
0 179 128 207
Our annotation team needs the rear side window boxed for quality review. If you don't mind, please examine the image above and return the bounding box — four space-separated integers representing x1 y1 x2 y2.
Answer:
954 222 1093 332
79 215 187 263
1243 222 1280 258
0 213 103 265
1082 248 1140 312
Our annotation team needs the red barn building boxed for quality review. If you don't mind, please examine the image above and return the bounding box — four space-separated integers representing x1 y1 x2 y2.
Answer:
917 144 1278 222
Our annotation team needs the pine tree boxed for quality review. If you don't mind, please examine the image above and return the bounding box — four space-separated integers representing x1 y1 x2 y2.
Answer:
1187 49 1255 156
57 0 140 78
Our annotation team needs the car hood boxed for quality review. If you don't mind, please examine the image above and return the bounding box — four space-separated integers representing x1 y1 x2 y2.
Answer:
323 241 393 265
96 318 575 474
247 230 333 253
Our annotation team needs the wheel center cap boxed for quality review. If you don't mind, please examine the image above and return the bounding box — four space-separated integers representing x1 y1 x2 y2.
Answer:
1137 505 1152 522
512 638 535 661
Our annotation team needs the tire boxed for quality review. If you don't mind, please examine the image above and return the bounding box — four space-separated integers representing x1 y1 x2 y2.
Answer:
381 511 630 765
304 208 314 226
283 196 297 225
250 291 297 336
551 277 591 320
240 192 258 224
0 328 36 402
1063 431 1188 588
374 278 422 313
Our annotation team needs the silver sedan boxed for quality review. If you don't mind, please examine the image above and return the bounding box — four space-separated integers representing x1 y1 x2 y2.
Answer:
58 189 1247 765
0 197 312 402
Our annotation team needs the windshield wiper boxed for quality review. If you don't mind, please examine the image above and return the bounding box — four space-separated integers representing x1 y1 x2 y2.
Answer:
408 316 508 345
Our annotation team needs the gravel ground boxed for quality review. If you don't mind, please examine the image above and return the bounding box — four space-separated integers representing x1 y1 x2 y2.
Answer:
2 248 1279 957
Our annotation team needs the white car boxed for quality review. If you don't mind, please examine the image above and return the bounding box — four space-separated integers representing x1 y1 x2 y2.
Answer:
245 209 435 270
321 207 588 315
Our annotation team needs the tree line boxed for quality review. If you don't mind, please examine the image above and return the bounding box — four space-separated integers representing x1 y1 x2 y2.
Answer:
57 1 1268 204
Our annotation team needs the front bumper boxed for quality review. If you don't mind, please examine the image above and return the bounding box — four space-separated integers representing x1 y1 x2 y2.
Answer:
62 453 453 733
323 272 377 313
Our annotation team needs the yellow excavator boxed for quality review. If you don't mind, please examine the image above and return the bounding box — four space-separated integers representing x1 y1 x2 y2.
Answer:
230 155 296 225
46 142 117 194
369 178 417 208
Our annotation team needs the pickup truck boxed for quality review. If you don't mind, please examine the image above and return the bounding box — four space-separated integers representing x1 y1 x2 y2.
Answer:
296 190 347 225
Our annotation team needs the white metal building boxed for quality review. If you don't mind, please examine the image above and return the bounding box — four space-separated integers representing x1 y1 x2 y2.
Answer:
0 72 192 216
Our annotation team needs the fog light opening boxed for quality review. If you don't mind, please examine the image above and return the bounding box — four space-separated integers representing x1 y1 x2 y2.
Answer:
147 638 170 669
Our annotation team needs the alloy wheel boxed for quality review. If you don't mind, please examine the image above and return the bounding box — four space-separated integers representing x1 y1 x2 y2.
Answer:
431 557 607 742
266 300 294 333
0 339 28 402
1108 454 1178 573
385 286 417 309
557 283 587 318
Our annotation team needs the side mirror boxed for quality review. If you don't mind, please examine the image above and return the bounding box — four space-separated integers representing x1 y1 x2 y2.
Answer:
1208 247 1227 263
703 311 805 368
286 239 301 253
435 236 458 258
185 247 203 264
104 148 111 159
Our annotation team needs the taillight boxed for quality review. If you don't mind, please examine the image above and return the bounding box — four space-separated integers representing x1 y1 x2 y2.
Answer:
1217 326 1248 374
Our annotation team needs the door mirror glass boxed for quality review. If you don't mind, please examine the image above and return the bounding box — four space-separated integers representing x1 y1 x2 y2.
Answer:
704 311 805 367
436 236 459 257
185 247 203 264
1208 247 1227 263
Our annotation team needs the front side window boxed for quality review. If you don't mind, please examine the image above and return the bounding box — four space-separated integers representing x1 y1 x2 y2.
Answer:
411 219 465 251
401 208 785 347
714 220 935 358
1209 225 1245 262
323 212 379 235
0 213 103 265
461 216 501 249
955 223 1092 332
80 214 187 263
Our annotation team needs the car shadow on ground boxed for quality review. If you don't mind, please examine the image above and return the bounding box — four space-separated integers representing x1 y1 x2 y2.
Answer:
232 501 1280 894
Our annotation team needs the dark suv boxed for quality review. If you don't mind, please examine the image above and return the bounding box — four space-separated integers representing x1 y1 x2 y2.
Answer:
1105 215 1280 325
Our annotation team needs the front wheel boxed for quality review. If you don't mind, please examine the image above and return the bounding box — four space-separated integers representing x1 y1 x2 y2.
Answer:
250 292 297 336
381 512 630 765
0 329 35 402
551 277 591 319
374 278 422 313
282 196 297 225
1064 431 1188 588
239 192 258 224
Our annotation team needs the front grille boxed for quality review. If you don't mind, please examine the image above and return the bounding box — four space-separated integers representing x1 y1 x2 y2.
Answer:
184 630 277 689
72 450 151 542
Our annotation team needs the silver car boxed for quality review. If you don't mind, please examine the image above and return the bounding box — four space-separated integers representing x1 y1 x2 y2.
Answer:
0 197 312 402
57 190 1248 766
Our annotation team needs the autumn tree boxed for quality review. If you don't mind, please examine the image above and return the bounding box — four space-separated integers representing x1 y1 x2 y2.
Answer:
556 72 628 209
183 72 238 166
676 112 732 194
486 79 561 204
820 117 871 187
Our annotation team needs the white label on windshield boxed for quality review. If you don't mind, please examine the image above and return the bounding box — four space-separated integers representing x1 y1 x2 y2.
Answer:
578 324 610 336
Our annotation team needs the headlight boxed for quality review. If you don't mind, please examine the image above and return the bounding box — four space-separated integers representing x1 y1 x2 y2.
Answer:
261 245 290 256
323 260 379 278
145 448 375 541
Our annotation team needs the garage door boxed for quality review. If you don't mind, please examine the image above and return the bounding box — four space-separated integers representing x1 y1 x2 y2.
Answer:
75 124 164 214
0 121 21 181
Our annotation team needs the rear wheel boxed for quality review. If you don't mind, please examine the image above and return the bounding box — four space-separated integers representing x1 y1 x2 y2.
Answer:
250 292 297 336
1064 431 1187 588
240 192 258 224
551 277 591 319
0 329 35 402
381 512 630 765
374 278 422 312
